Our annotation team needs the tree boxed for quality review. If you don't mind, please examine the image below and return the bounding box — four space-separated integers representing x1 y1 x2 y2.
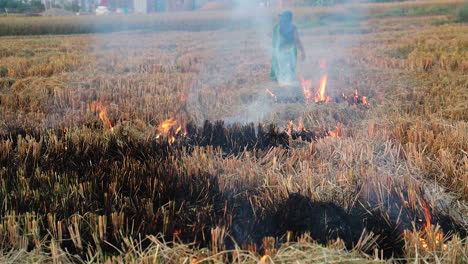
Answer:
0 0 45 12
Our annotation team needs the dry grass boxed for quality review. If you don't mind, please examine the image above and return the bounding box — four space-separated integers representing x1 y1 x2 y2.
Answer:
0 2 467 263
0 0 466 36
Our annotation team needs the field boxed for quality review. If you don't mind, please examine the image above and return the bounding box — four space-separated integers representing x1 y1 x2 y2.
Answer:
0 0 467 263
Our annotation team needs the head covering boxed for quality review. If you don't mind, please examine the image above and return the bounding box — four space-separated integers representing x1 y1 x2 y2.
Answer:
279 11 295 44
279 10 293 23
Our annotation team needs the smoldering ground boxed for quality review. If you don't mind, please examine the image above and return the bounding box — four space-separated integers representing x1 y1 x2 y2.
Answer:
1 1 466 262
1 120 466 258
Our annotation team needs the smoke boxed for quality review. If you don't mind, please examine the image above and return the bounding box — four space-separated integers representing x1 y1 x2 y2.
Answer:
187 0 276 124
83 1 371 127
232 0 273 54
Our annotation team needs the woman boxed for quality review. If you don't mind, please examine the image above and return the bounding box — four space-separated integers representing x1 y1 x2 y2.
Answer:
270 11 306 85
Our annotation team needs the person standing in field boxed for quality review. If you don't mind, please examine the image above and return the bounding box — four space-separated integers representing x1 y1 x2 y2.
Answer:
270 11 306 86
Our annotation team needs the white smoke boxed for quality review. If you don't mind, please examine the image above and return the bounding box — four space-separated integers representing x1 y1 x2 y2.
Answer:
187 0 277 124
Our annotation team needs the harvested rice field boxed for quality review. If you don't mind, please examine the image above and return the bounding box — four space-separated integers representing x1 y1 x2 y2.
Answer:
0 0 467 263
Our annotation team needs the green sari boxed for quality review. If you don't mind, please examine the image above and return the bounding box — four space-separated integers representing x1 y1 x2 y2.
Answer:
270 24 298 84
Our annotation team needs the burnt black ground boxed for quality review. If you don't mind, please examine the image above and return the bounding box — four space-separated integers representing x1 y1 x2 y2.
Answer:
0 121 465 259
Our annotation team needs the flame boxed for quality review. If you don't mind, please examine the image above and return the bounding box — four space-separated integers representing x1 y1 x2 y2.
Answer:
157 119 184 145
287 121 341 141
265 88 277 101
421 199 431 230
342 90 370 107
158 119 178 134
287 120 293 136
91 101 113 129
260 255 269 263
410 200 448 251
175 125 182 135
420 200 433 251
354 90 369 106
301 75 331 103
315 75 331 103
418 232 446 250
297 120 304 131
287 120 305 133
328 125 342 137
300 77 313 102
420 237 429 249
362 96 369 106
417 230 447 251
169 136 176 145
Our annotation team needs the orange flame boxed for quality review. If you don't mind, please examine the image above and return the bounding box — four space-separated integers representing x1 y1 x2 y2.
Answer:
421 199 431 231
287 120 293 136
420 237 429 249
157 119 184 145
287 120 307 136
342 90 370 107
260 255 269 263
158 118 178 134
362 96 369 106
315 75 331 103
301 75 331 103
300 77 313 102
412 199 448 251
354 90 370 107
287 121 341 140
91 102 113 129
328 124 342 137
265 88 277 101
297 120 304 131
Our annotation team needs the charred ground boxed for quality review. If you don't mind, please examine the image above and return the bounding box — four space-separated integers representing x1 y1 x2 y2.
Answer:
0 1 467 263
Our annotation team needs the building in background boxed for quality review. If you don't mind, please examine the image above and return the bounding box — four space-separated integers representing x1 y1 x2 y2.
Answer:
127 0 197 13
41 0 99 12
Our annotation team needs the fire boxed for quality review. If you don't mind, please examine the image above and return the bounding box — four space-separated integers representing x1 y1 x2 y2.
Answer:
328 124 342 137
407 199 448 251
175 125 182 135
169 135 176 145
300 77 313 102
287 120 305 137
287 120 293 136
91 101 113 129
362 96 369 106
260 255 269 263
421 199 431 230
158 118 178 133
314 74 331 103
415 229 447 251
300 75 331 103
157 118 184 145
297 120 304 131
287 120 341 141
342 90 370 107
287 120 306 134
420 237 429 249
265 88 277 102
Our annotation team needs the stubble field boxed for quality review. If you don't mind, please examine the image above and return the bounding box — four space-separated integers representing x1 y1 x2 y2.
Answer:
0 1 467 263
